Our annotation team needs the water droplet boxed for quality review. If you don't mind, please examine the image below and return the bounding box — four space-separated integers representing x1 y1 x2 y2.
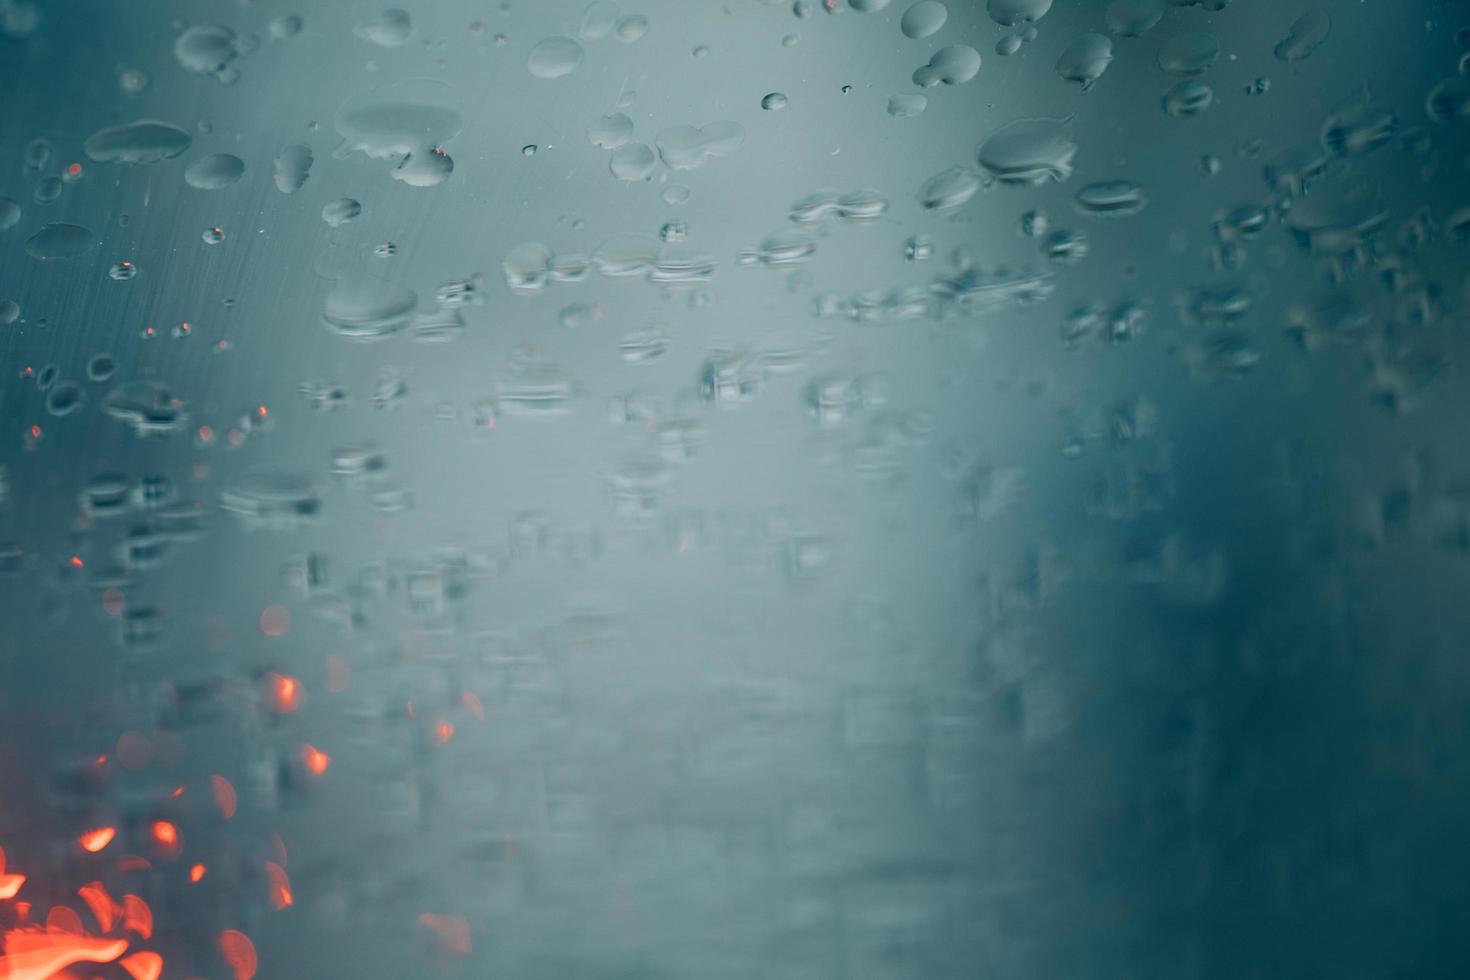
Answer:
1158 32 1219 76
119 68 150 93
46 382 83 417
321 197 361 227
618 327 672 363
1163 79 1213 117
610 142 657 180
1074 179 1147 216
0 299 18 325
977 116 1077 184
919 167 981 210
221 470 321 530
589 113 634 148
782 33 800 47
1104 0 1163 37
693 44 710 58
1274 10 1329 63
102 381 188 437
528 36 584 78
901 2 947 39
334 79 463 185
1425 75 1470 124
655 121 745 169
662 185 691 206
86 353 116 382
580 1 620 40
355 9 413 47
108 261 138 281
174 25 245 82
269 14 304 40
273 144 312 193
23 138 48 171
913 45 981 87
184 152 246 189
522 144 538 156
0 197 19 231
996 35 1022 56
84 120 191 163
202 225 225 244
33 176 62 203
375 241 398 257
322 276 417 340
25 223 97 260
761 92 788 110
1041 228 1089 263
615 15 649 42
887 93 928 117
1057 33 1112 91
987 0 1051 27
904 235 934 261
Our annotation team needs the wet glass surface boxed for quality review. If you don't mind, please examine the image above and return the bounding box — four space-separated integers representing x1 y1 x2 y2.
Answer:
3 1 1470 977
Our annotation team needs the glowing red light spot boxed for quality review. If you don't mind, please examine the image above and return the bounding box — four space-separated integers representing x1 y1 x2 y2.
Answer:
435 721 455 744
300 744 330 776
150 821 181 858
46 904 84 935
28 425 40 438
189 863 207 883
119 950 164 980
265 862 292 910
219 929 258 980
79 827 116 853
198 425 215 444
77 881 119 933
264 673 302 713
122 893 153 939
0 931 128 979
66 163 81 177
0 873 25 899
68 555 83 568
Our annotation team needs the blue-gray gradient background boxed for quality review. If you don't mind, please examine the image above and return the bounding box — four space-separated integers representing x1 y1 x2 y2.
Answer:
3 0 1470 977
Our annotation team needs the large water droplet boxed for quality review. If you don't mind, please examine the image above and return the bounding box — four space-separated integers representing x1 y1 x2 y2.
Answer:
322 198 362 226
913 45 980 87
610 142 657 180
528 36 585 79
1057 34 1112 91
322 276 417 340
355 9 413 47
977 116 1077 184
25 223 97 260
987 0 1051 27
1105 0 1163 36
184 152 245 189
900 1 947 39
83 120 191 164
1274 10 1330 62
274 145 313 193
